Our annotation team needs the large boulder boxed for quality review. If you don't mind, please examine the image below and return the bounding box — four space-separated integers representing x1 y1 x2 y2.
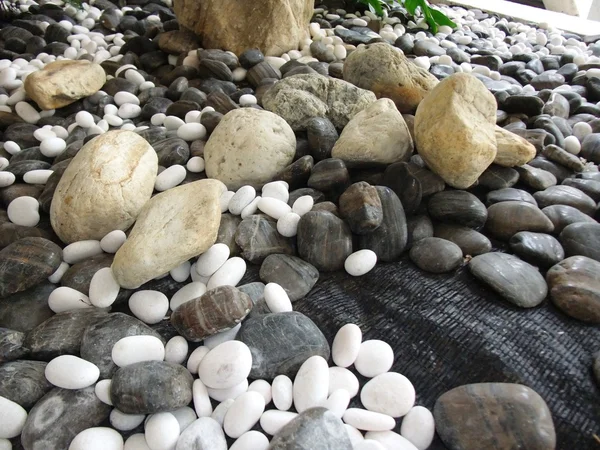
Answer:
24 60 106 110
343 43 438 113
50 130 158 244
173 0 313 57
494 126 537 167
414 73 497 189
262 74 377 131
204 108 296 190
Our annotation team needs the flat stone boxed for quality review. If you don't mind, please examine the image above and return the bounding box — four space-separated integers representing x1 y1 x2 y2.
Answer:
0 360 52 409
485 188 537 206
542 204 597 233
562 178 600 203
237 311 329 380
477 164 519 190
533 185 596 216
259 254 319 302
433 223 492 256
428 190 487 229
486 201 554 241
409 237 463 273
235 215 295 264
469 253 548 308
560 222 600 262
542 145 585 173
509 232 565 269
338 182 383 235
434 383 556 450
0 282 54 332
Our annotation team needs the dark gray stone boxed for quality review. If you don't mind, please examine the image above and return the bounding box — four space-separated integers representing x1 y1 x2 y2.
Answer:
153 137 190 167
562 178 600 202
528 157 572 184
542 144 585 172
306 117 338 162
60 253 113 296
560 222 600 262
276 155 314 191
409 237 463 274
381 162 422 215
478 165 519 190
486 201 554 241
297 211 352 271
486 188 537 207
259 254 319 302
428 190 487 229
406 214 434 248
338 182 383 234
515 165 557 190
235 215 296 264
509 232 565 269
542 204 596 234
0 282 54 332
238 282 270 317
0 328 28 362
434 223 492 256
533 185 596 216
216 213 242 256
0 360 52 409
307 158 350 193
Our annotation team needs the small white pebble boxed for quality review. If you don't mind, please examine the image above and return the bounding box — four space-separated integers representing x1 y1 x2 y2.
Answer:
239 94 257 106
89 267 120 308
177 122 206 141
264 282 293 313
344 249 377 276
3 141 20 155
40 137 67 157
354 340 394 378
165 336 189 364
170 260 191 282
154 165 186 191
277 212 301 237
94 379 113 405
128 290 169 324
62 240 103 264
186 156 205 173
76 111 95 128
7 196 40 227
100 230 127 253
23 169 53 185
48 261 70 284
564 135 581 154
114 91 139 106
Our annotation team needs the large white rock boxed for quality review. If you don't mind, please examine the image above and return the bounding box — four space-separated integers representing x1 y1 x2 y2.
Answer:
112 179 225 289
51 130 158 243
69 427 123 450
0 395 27 438
204 108 296 190
293 355 329 413
198 341 252 390
45 355 100 389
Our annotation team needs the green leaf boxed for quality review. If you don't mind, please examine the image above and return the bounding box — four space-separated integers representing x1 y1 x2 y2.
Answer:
428 8 457 29
404 0 419 15
361 0 384 16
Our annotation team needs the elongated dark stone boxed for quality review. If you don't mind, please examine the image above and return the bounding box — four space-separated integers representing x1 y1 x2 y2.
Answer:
486 201 554 241
0 237 62 298
515 164 557 191
0 327 28 362
307 158 350 193
338 182 383 234
409 237 463 274
111 361 193 414
259 254 319 302
381 162 423 215
542 204 596 234
562 178 600 202
0 282 55 332
21 386 111 450
237 312 330 380
60 253 114 296
542 145 584 172
297 211 352 271
486 187 537 206
534 185 596 216
428 190 487 229
0 360 52 409
406 214 434 248
171 285 252 341
235 215 295 264
477 164 519 190
509 232 564 269
560 222 600 262
306 117 338 161
434 223 492 257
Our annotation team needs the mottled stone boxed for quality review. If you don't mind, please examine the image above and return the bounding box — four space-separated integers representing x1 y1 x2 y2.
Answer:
478 164 519 190
60 253 113 296
434 223 492 256
338 182 383 234
0 282 54 332
486 188 537 206
542 144 585 172
515 164 557 191
0 328 28 362
409 237 463 273
434 383 556 450
171 286 252 341
542 204 596 234
0 222 53 251
297 211 352 271
509 232 564 269
307 158 350 194
381 162 423 215
428 191 487 229
560 222 600 262
259 254 319 302
469 253 548 307
486 201 554 241
237 311 330 380
276 155 314 191
238 282 270 317
533 185 596 216
216 213 242 256
235 215 295 264
0 360 52 409
306 117 338 161
154 137 190 167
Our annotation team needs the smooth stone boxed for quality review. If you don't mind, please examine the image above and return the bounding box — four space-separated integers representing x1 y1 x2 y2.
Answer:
469 252 548 307
153 138 190 167
0 328 28 362
428 190 487 229
0 222 52 252
562 178 600 202
0 282 54 332
275 156 314 191
542 204 596 234
486 201 554 241
400 406 435 450
306 117 338 161
338 182 383 235
486 188 537 206
259 254 319 302
21 386 111 450
361 372 415 418
0 360 50 411
198 341 252 389
176 417 227 450
542 144 585 172
509 232 565 269
516 164 558 190
433 224 491 256
477 165 519 190
581 134 600 164
409 237 463 273
68 427 123 450
560 222 600 262
380 162 422 215
547 256 600 323
534 185 596 216
60 253 113 296
502 95 544 116
307 158 350 194
44 355 100 390
434 383 556 450
235 215 295 264
237 311 329 380
406 215 434 249
494 126 536 167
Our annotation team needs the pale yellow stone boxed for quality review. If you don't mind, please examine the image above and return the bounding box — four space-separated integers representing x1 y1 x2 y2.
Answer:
494 126 537 167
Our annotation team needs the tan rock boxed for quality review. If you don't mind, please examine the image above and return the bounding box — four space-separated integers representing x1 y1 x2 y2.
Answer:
414 73 497 189
343 43 438 113
173 0 313 57
204 108 296 190
50 131 157 244
158 30 201 55
494 126 537 167
24 60 106 110
332 98 413 167
112 179 225 289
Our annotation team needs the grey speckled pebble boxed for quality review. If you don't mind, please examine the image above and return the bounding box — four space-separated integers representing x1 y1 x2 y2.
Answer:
0 360 52 409
259 254 319 302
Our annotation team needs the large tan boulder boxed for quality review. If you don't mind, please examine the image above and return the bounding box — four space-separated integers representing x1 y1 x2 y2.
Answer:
112 179 225 289
204 108 296 190
50 131 158 244
24 60 106 110
415 73 497 189
332 98 413 167
343 43 438 114
494 126 537 167
174 0 313 57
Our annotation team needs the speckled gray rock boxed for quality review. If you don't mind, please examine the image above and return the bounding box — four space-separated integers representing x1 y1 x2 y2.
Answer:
21 386 111 450
176 417 228 450
486 201 554 241
509 232 564 269
60 253 113 295
469 252 548 308
0 360 52 409
237 311 329 380
433 223 492 256
409 237 463 273
486 188 537 207
238 282 270 317
428 190 487 229
0 328 28 362
269 407 352 450
560 222 600 262
259 254 319 302
533 185 596 216
235 215 296 264
111 360 194 414
0 282 54 332
306 117 338 161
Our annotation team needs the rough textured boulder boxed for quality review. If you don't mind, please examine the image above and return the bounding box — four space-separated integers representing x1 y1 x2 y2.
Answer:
494 126 537 167
343 43 438 113
415 73 497 189
204 108 296 190
173 0 313 57
112 179 225 289
24 60 106 110
50 130 158 244
262 74 377 131
332 98 413 167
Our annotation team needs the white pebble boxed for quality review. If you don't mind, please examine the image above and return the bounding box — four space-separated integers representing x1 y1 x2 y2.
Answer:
23 169 53 185
229 185 257 215
114 91 139 106
76 111 95 128
272 375 293 411
293 355 329 413
185 110 201 123
163 115 185 131
48 261 70 284
63 240 103 264
277 212 301 237
329 367 360 399
89 267 120 308
45 355 100 389
0 157 8 170
186 156 205 173
324 388 351 418
128 290 169 324
34 128 56 141
154 164 186 191
118 104 141 119
564 135 581 154
223 391 266 438
112 335 165 367
258 197 292 219
264 282 293 313
332 323 362 368
262 181 289 203
192 379 213 417
400 406 435 450
198 340 252 389
3 141 20 155
40 137 66 157
355 440 387 450
151 113 166 126
171 282 207 311
355 340 394 378
124 433 151 450
248 379 272 405
361 372 415 418
365 431 419 450
165 336 188 364
230 431 269 450
220 190 235 213
7 196 40 227
100 230 127 253
177 122 206 141
345 424 364 446
206 377 248 402
345 249 377 276
0 171 15 188
413 56 430 70
239 94 257 106
292 195 314 216
125 69 145 85
573 122 592 141
111 410 146 431
196 243 231 277
104 114 123 127
145 413 180 450
240 196 261 218
0 395 27 439
170 260 191 282
95 379 113 405
68 427 123 450
259 410 297 436
15 101 40 124
47 286 92 313
206 257 246 290
171 407 197 432
343 409 396 431
187 346 210 375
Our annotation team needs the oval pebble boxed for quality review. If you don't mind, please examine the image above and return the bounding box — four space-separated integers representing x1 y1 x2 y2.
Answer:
230 431 269 450
355 440 386 450
198 340 252 389
400 406 435 450
324 388 351 418
0 395 27 439
75 111 95 128
241 195 262 219
564 135 581 155
361 372 415 418
293 355 329 413
332 323 362 368
119 104 141 119
95 379 113 405
111 335 165 367
111 409 146 431
206 257 246 290
145 413 179 450
89 267 120 308
186 346 210 375
345 424 364 446
192 379 213 417
62 240 103 264
223 391 266 438
129 290 169 324
124 434 151 450
187 156 205 173
365 431 419 450
354 340 394 378
48 286 93 313
239 94 258 107
257 197 292 220
164 116 185 131
259 410 298 436
15 101 40 124
165 336 188 364
177 123 206 141
171 407 197 432
0 171 15 188
248 379 272 405
211 399 234 426
23 169 53 184
114 91 140 106
277 212 301 237
206 378 248 402
220 191 235 212
45 355 100 389
264 282 293 313
7 196 40 227
170 282 207 311
69 427 123 450
40 137 66 157
101 230 127 253
196 243 231 277
229 186 257 215
262 181 289 203
272 375 293 411
3 141 20 155
343 409 396 431
154 165 186 191
170 260 191 282
328 366 360 398
345 250 377 276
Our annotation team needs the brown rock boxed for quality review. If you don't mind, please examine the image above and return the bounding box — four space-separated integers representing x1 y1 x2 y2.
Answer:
486 201 554 241
157 30 201 55
494 126 536 167
338 182 383 235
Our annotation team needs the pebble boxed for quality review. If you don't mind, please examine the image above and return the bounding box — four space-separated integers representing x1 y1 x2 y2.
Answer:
272 375 294 411
354 340 394 378
343 408 396 431
361 372 415 418
145 412 180 450
248 379 272 405
262 181 289 203
409 237 463 273
23 169 53 184
100 230 127 253
176 417 227 450
400 406 436 450
164 336 188 364
154 164 186 191
293 355 329 413
39 137 66 157
258 196 292 219
206 256 246 289
198 340 252 389
177 122 206 141
62 240 103 264
277 212 301 237
264 282 293 313
69 427 123 450
230 430 270 450
111 335 165 367
223 391 266 438
7 196 40 226
89 267 120 308
229 185 256 215
206 377 248 402
170 281 207 311
47 286 92 313
45 354 100 389
259 254 319 301
0 395 27 438
192 379 213 417
292 195 314 216
332 323 362 368
0 172 15 188
95 379 113 405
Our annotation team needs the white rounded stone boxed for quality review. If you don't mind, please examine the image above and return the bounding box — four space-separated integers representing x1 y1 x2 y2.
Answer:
15 101 41 124
186 156 205 173
257 197 292 220
223 391 266 438
76 111 96 128
206 257 246 290
248 379 272 405
177 123 206 141
185 111 202 123
176 417 226 450
343 409 396 431
68 427 123 450
34 127 56 141
210 398 234 426
23 169 53 184
230 431 269 450
3 141 20 155
198 340 252 389
324 388 351 418
128 290 169 324
0 395 27 438
170 282 207 311
400 406 435 450
163 116 185 131
355 340 394 378
62 240 103 264
240 196 261 218
0 171 15 188
125 69 145 85
40 137 66 157
111 410 146 431
293 355 329 413
48 286 93 313
7 196 40 227
165 336 188 364
192 379 213 417
89 267 120 308
105 114 123 126
186 346 210 374
328 366 360 398
332 323 362 368
355 440 386 450
150 113 165 126
259 410 297 436
365 431 419 450
48 261 70 284
118 104 141 119
277 212 301 237
204 323 241 350
229 186 257 215
0 157 9 170
100 230 127 253
111 335 165 367
573 121 592 141
361 372 415 418
264 282 293 313
171 407 197 432
564 135 581 154
145 412 180 450
114 91 140 106
170 260 191 282
261 181 289 203
95 379 113 405
196 243 230 277
345 250 377 276
345 424 364 446
239 94 258 106
45 355 100 389
206 378 248 402
272 374 293 411
124 434 151 450
292 195 314 216
220 190 235 213
154 164 186 191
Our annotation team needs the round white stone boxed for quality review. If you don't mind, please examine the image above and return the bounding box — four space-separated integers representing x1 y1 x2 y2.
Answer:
186 156 205 173
230 430 269 450
177 122 206 141
34 127 56 142
400 406 435 450
206 377 248 402
332 323 362 368
220 190 236 213
105 114 123 127
163 115 185 131
0 395 27 439
100 230 127 253
95 379 113 405
324 388 351 418
171 406 197 432
154 164 186 191
361 372 415 418
204 323 241 350
7 196 40 227
210 398 234 426
264 282 293 313
196 243 230 277
355 440 387 450
124 433 151 450
185 111 202 123
248 379 272 405
365 431 419 450
261 181 289 203
15 101 40 124
68 427 123 450
345 250 377 276
89 267 120 308
192 379 213 417
355 340 394 378
144 412 180 450
165 336 188 364
114 91 140 106
75 111 95 128
150 113 166 126
293 355 329 413
198 340 252 389
239 94 258 106
328 366 360 398
48 286 93 313
170 282 207 311
118 104 141 119
3 141 20 155
564 135 581 154
573 121 592 141
229 186 257 215
45 355 100 389
345 424 364 446
40 137 66 157
343 409 396 431
112 335 165 367
223 391 266 438
0 157 9 170
170 260 191 282
292 195 314 216
110 409 146 431
259 410 297 436
23 169 53 185
206 257 246 290
272 374 293 411
186 346 210 375
62 240 103 264
47 261 70 284
125 69 145 85
0 171 15 188
257 197 292 220
277 212 301 237
128 290 169 324
240 196 261 219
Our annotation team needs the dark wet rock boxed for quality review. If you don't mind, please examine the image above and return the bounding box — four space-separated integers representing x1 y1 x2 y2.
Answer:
307 158 350 194
510 128 554 153
560 222 600 262
515 164 557 190
434 223 492 256
259 254 319 302
542 204 596 234
533 185 596 216
542 144 584 172
288 188 325 207
238 282 270 317
205 90 239 115
0 328 28 362
200 110 223 134
502 95 544 116
235 215 295 264
239 48 265 69
338 182 383 234
0 222 53 251
0 360 51 409
153 137 190 167
409 237 463 274
197 49 238 70
0 282 54 332
0 183 44 206
216 213 242 256
509 232 564 269
478 165 519 190
103 77 137 96
406 214 434 248
562 178 600 202
581 134 600 164
237 311 330 380
60 253 113 296
428 190 487 229
306 117 338 161
276 155 314 191
542 93 570 119
381 162 422 215
486 201 554 241
528 157 572 183
486 187 537 206
531 72 565 90
247 61 281 88
434 383 556 450
297 211 352 271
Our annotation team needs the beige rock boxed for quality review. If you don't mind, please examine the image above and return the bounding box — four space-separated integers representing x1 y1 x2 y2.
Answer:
158 30 201 55
332 98 413 167
494 126 537 167
24 60 106 110
174 0 313 57
414 73 497 189
50 131 157 244
343 43 438 113
262 74 377 131
112 179 225 289
204 108 296 190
